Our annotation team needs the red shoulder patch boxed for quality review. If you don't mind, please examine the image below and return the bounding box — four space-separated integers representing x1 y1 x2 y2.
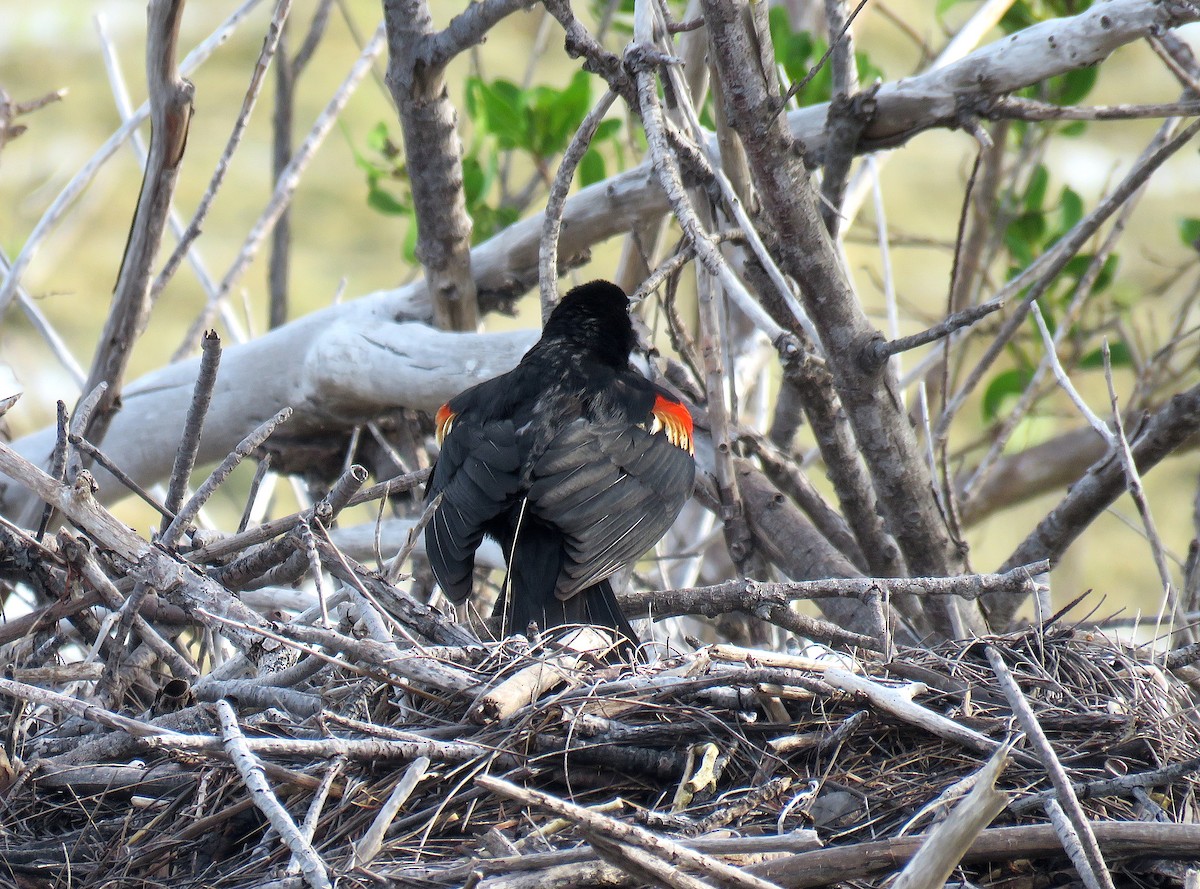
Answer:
435 403 455 445
651 394 694 455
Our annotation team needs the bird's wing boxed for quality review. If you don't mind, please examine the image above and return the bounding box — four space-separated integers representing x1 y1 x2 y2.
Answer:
425 411 522 603
527 416 695 600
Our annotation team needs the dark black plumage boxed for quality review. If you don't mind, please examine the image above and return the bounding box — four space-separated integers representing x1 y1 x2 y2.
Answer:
425 280 696 644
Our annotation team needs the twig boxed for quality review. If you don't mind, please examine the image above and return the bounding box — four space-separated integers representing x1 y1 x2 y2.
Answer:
160 407 293 549
1009 754 1200 815
477 775 785 889
164 325 223 520
353 756 430 866
0 675 185 740
67 434 174 521
0 0 263 318
862 299 1004 369
216 699 332 889
821 669 1001 757
1030 301 1114 445
287 756 344 875
204 24 385 340
987 95 1200 121
80 0 194 446
625 562 1049 619
984 646 1115 889
1102 342 1188 644
34 402 70 540
539 88 617 321
936 116 1200 441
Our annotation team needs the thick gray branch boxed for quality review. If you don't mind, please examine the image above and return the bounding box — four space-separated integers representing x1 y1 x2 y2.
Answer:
383 0 478 330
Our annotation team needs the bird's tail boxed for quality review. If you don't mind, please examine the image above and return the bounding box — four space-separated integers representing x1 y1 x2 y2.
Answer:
501 520 638 648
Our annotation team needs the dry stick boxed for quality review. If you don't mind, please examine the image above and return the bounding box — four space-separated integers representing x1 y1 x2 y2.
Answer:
625 561 1047 619
477 775 785 889
1102 343 1190 645
890 744 1011 889
220 464 367 590
0 675 184 740
144 729 502 764
384 491 442 582
821 668 1001 757
191 467 426 563
539 89 617 321
750 822 1200 888
935 116 1200 442
66 539 198 680
186 24 385 349
653 7 817 347
0 0 263 318
267 2 333 330
987 96 1200 121
762 604 883 653
164 330 223 519
1009 754 1200 815
287 756 344 876
630 37 786 344
79 0 194 447
66 434 174 521
23 385 106 533
631 12 764 578
996 379 1200 615
960 179 1143 504
1030 301 1115 444
159 407 292 549
93 14 232 345
237 453 273 534
159 0 294 353
984 646 1114 889
0 252 86 387
216 699 332 889
863 300 1004 369
354 755 430 866
34 402 70 540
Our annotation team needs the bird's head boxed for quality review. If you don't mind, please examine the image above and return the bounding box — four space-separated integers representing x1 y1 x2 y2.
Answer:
539 280 635 369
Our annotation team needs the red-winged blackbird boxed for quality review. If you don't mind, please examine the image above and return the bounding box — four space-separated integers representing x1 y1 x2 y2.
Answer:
425 280 696 644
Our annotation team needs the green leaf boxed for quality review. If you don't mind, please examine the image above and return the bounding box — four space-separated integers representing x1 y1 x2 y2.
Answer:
366 121 390 154
983 368 1033 422
1024 164 1049 212
1055 186 1084 234
1059 120 1088 138
580 148 606 187
366 184 407 216
593 118 622 142
468 77 528 149
403 219 419 264
1179 217 1200 249
1053 65 1099 105
529 71 592 157
1079 341 1132 370
1005 211 1045 265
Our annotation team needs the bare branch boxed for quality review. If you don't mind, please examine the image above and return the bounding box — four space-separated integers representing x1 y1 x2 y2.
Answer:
383 0 478 331
81 0 194 444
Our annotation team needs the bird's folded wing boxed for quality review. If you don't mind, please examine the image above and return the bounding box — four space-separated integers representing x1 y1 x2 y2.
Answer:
425 419 522 602
528 420 695 599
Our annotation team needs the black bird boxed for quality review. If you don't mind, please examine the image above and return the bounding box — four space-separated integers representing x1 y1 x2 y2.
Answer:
424 280 696 644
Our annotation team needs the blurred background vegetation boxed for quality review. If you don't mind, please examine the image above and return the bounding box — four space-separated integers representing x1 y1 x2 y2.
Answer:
2 0 1199 620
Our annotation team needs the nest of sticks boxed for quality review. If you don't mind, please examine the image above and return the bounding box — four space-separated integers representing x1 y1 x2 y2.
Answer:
1 559 1199 889
1 438 1200 887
